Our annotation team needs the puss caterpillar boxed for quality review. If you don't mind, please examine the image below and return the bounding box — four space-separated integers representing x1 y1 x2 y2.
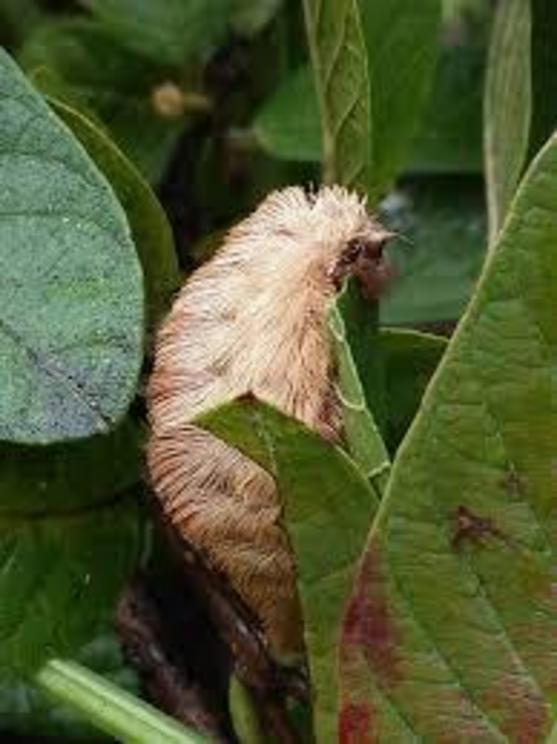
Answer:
147 186 393 662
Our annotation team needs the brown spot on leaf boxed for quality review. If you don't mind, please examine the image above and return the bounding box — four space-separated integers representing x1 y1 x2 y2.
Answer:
339 702 372 744
451 505 508 551
342 541 400 687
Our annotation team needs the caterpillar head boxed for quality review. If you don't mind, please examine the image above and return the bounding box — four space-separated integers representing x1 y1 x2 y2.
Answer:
226 184 395 299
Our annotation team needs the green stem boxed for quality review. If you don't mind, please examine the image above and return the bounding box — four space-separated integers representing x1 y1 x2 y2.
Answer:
36 659 208 744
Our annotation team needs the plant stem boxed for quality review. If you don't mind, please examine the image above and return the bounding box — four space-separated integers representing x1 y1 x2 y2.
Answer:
36 659 208 744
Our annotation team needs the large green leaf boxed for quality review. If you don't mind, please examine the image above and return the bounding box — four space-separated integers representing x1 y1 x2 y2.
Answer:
0 490 142 680
19 19 188 182
381 176 486 325
338 131 557 740
0 49 143 444
302 0 372 191
484 0 531 243
88 0 228 67
49 99 180 328
198 401 379 743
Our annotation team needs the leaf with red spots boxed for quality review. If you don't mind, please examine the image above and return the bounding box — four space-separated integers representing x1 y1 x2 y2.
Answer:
338 131 557 740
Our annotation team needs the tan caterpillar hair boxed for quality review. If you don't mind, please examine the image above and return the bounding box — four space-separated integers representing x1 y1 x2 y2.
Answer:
147 185 392 661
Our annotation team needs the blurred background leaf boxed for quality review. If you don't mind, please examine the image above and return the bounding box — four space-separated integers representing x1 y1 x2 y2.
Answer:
302 0 372 191
381 177 486 325
86 0 229 68
254 6 486 177
19 19 196 182
484 0 531 243
0 489 143 680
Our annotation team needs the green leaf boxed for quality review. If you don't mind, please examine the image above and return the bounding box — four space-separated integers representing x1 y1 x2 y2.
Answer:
253 66 321 163
338 131 557 740
19 19 188 182
374 328 448 453
88 0 228 67
230 0 283 37
381 176 486 325
49 99 180 328
0 48 143 444
0 418 143 516
410 26 485 175
0 490 142 680
229 675 264 744
37 659 207 743
359 0 442 197
269 1 441 196
484 0 531 243
197 400 379 743
329 280 390 492
302 0 372 191
0 632 139 741
254 33 484 176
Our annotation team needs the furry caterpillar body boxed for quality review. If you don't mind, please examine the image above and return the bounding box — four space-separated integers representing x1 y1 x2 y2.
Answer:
147 186 392 661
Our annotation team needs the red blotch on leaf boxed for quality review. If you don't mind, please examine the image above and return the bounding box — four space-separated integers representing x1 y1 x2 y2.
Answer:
339 702 372 744
485 675 549 744
342 540 400 687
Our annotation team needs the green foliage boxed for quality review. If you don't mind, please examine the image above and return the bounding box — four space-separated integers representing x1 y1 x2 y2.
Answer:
337 128 557 742
372 329 447 453
0 49 143 444
0 418 142 515
198 400 380 742
329 281 390 491
358 0 442 197
19 19 190 181
50 99 180 328
280 0 442 199
484 0 531 242
230 0 283 37
381 178 486 325
87 0 228 67
302 0 372 192
228 675 264 744
253 66 321 163
0 491 142 680
0 0 556 740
